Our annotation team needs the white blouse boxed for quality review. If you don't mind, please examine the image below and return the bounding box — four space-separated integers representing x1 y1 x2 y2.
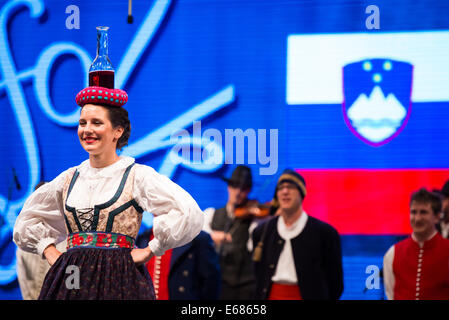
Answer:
13 156 204 257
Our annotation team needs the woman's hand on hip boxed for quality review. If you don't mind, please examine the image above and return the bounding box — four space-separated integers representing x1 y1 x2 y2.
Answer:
43 244 62 266
131 246 153 265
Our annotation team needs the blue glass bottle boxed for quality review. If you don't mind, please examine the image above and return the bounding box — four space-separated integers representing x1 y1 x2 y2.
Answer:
89 26 114 88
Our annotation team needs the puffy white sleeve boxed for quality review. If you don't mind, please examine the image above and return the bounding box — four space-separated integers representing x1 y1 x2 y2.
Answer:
383 245 395 300
133 165 204 256
202 207 216 234
13 171 68 258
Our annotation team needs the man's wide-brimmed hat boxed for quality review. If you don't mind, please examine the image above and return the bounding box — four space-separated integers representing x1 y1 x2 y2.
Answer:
222 165 253 190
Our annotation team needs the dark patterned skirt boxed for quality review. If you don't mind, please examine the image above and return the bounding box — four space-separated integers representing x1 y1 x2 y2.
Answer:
38 247 155 300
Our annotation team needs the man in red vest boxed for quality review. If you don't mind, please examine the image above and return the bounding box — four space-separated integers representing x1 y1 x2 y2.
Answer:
383 188 449 300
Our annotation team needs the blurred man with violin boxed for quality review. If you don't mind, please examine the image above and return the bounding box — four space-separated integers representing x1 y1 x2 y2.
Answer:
203 165 270 300
252 169 344 300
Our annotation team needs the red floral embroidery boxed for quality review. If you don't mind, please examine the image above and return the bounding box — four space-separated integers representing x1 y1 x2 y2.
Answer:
96 233 106 247
117 235 132 248
72 233 84 246
67 232 134 249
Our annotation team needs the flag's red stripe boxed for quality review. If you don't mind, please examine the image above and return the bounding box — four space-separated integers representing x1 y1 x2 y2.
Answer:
297 169 449 235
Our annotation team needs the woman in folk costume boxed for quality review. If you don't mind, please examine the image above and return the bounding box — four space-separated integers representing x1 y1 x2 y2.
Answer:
13 86 204 299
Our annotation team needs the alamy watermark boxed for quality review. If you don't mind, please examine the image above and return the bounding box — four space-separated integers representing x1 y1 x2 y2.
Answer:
365 5 380 30
66 5 80 30
169 121 278 175
365 265 380 290
65 265 80 289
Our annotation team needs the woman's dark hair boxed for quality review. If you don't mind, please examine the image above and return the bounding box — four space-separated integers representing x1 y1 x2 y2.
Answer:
104 105 131 150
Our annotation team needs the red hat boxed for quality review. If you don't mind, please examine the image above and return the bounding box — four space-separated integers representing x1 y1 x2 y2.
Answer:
76 86 128 107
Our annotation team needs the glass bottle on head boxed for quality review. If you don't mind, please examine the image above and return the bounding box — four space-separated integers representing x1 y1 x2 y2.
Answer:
89 26 115 88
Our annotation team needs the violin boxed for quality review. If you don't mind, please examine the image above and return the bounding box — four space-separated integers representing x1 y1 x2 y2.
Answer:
234 199 272 219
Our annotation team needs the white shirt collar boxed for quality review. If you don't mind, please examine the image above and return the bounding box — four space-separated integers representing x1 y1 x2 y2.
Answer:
78 156 135 178
277 210 308 240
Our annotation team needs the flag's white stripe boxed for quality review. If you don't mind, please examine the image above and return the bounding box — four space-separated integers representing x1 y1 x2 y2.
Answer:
286 31 449 104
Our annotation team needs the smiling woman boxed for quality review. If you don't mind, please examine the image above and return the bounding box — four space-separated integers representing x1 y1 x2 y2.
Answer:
13 85 204 300
78 104 126 168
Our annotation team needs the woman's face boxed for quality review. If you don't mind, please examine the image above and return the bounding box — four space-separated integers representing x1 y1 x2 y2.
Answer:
78 104 124 156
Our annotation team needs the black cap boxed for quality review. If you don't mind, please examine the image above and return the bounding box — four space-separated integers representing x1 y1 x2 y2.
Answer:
222 165 253 190
275 169 307 199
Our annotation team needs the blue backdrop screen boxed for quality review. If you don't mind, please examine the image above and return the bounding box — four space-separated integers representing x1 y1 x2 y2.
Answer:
0 0 448 299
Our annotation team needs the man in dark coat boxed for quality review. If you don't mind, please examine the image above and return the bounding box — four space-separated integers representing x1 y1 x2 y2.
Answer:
252 169 343 300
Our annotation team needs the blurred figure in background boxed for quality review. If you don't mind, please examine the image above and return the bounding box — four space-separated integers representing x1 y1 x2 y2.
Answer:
16 182 67 300
136 228 221 300
436 180 449 239
383 188 449 300
203 165 257 300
